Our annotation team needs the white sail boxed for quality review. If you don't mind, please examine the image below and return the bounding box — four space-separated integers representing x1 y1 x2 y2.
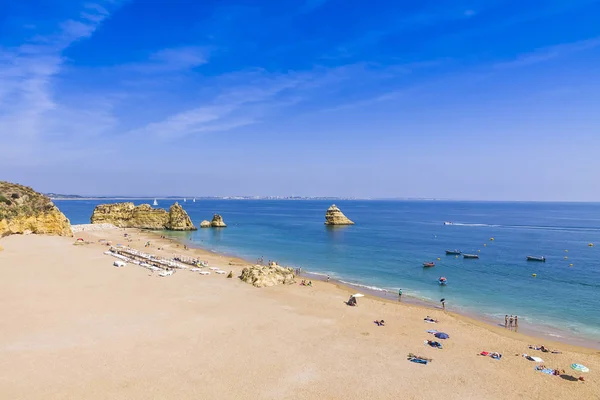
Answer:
193 198 196 202
153 199 158 206
184 198 187 202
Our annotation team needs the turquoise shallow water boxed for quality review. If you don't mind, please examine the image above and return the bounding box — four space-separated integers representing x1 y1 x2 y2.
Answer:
57 199 600 345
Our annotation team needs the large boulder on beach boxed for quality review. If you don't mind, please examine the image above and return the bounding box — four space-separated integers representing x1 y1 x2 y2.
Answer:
324 204 354 225
210 214 227 227
90 202 196 231
167 202 197 230
200 220 211 228
0 181 72 237
240 264 296 287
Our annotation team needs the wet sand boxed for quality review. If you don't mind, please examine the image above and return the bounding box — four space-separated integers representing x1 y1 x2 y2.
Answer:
0 228 598 399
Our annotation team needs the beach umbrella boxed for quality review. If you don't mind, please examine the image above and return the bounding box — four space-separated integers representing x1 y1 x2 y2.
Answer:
352 293 364 298
571 364 590 373
434 332 449 339
440 298 446 302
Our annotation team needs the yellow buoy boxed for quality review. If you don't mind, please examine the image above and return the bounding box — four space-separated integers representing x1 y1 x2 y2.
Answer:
564 256 568 259
490 237 495 241
437 257 441 261
532 273 537 277
484 244 487 247
565 250 568 252
588 243 594 247
570 263 574 267
455 255 458 258
478 249 481 252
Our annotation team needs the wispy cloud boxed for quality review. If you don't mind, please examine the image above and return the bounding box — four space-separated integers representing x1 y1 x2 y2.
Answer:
124 46 210 74
494 37 600 68
0 2 119 163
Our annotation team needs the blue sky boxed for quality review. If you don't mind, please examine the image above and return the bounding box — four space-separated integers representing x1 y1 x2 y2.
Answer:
1 0 600 200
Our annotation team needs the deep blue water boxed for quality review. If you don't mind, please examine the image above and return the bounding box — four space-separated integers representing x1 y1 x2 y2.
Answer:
57 199 600 343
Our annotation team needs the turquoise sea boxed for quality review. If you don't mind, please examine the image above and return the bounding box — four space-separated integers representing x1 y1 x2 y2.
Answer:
56 199 600 347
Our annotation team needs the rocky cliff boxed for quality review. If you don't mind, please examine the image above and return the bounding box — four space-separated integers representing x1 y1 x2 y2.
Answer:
210 214 227 227
324 204 354 225
0 181 72 237
167 202 196 230
90 202 196 230
239 264 296 287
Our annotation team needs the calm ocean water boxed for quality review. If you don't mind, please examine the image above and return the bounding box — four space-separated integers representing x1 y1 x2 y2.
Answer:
56 199 600 344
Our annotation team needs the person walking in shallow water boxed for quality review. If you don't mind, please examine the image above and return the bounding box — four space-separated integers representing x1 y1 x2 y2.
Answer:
509 315 514 330
505 315 508 329
398 288 402 301
514 315 519 332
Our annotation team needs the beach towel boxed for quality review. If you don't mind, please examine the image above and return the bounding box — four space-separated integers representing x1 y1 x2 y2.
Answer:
426 330 438 334
409 358 428 365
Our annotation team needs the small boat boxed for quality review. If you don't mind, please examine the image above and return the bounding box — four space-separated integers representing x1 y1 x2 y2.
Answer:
526 256 546 262
193 198 196 203
153 199 158 206
184 198 187 202
439 277 448 285
443 221 453 225
463 254 479 259
445 250 461 255
423 262 435 268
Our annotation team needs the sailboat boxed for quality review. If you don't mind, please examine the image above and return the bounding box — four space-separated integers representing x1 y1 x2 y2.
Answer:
193 198 196 203
153 199 158 206
184 198 187 202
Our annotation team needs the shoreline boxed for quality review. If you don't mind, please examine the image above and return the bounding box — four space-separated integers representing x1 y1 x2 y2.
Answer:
157 229 600 352
2 227 599 399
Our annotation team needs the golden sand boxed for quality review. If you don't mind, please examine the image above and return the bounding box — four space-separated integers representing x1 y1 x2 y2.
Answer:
0 228 598 399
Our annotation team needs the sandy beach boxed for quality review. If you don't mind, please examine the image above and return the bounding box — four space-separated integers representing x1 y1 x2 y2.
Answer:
1 228 598 400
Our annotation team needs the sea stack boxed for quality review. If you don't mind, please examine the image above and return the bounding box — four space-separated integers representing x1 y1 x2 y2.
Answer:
0 181 72 237
200 220 211 228
324 204 354 225
210 214 227 227
90 202 196 230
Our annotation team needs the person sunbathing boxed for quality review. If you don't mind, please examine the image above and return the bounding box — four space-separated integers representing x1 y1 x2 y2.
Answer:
424 316 439 323
374 320 386 326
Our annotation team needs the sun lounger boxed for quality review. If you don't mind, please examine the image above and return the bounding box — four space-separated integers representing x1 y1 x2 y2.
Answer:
209 267 219 271
190 268 202 272
198 271 210 275
159 270 173 277
215 270 226 274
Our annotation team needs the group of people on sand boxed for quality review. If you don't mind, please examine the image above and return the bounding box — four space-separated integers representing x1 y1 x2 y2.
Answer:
528 344 562 354
300 280 312 287
504 314 519 331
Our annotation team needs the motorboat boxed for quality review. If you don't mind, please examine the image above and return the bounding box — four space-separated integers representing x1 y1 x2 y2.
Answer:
445 250 461 255
438 277 448 285
443 221 453 225
526 256 546 262
463 254 479 259
423 262 435 268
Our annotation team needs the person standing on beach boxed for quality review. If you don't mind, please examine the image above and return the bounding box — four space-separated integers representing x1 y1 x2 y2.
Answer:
505 315 508 329
514 315 519 332
509 315 514 330
398 289 403 301
441 299 445 310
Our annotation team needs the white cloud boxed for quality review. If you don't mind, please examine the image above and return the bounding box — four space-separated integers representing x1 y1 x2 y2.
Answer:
0 2 118 163
494 37 600 68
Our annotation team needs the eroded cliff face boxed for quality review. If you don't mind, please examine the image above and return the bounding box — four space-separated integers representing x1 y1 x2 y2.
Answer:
0 181 72 237
167 203 196 230
90 202 196 230
324 204 354 225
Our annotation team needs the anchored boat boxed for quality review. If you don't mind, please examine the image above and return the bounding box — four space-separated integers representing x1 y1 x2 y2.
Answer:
423 262 435 268
438 277 448 285
463 254 479 259
526 256 546 262
445 250 461 255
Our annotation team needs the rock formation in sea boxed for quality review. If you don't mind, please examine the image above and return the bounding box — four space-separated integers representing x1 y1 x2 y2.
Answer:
210 214 227 227
239 263 296 287
90 202 196 230
0 181 73 237
167 202 196 230
200 220 211 228
324 204 354 225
